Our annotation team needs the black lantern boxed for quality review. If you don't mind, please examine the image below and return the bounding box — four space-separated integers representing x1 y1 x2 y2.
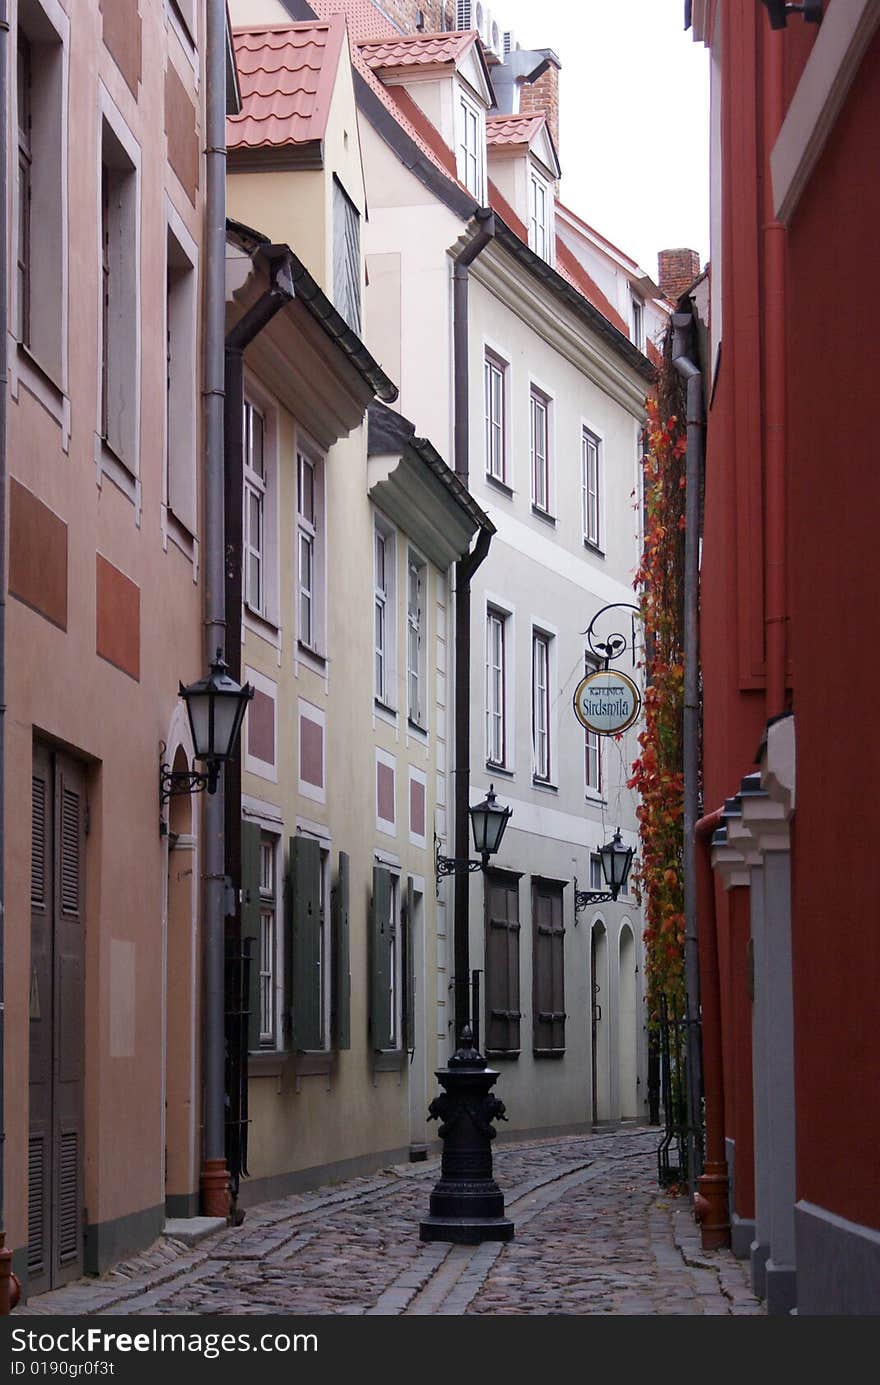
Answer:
469 784 512 865
574 827 634 914
161 649 254 803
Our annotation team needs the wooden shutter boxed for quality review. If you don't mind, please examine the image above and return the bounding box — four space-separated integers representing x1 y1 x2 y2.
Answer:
370 866 393 1051
28 746 52 1291
485 873 520 1052
331 851 351 1050
403 877 416 1053
289 835 322 1050
240 820 262 1053
53 754 86 1285
533 881 566 1055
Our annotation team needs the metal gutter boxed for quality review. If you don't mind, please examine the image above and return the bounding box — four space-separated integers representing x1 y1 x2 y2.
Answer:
367 401 495 538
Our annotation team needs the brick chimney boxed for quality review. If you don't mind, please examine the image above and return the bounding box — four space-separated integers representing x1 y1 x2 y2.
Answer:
658 248 702 301
518 60 560 159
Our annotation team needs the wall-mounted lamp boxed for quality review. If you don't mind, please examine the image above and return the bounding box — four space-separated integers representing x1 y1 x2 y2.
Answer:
574 828 634 916
160 649 254 805
761 0 822 30
436 784 512 888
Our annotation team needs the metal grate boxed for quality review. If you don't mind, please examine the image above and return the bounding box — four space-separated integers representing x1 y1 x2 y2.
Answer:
58 1131 79 1261
27 1138 46 1274
60 788 80 914
31 775 46 907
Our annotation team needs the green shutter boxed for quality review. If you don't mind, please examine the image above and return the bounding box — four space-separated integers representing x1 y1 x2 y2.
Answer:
332 851 351 1050
370 865 393 1051
289 835 323 1051
240 820 262 1053
403 877 416 1053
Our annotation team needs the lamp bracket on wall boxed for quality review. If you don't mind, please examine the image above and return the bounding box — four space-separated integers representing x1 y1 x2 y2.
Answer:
583 602 641 670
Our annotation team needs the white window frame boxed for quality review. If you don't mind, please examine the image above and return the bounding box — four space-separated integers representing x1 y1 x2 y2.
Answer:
631 295 644 350
296 443 326 658
374 518 397 712
486 606 508 768
457 87 484 200
164 202 198 546
531 629 552 785
484 348 507 484
584 659 603 797
258 830 281 1048
530 385 552 516
241 379 279 632
582 427 602 551
529 168 551 261
243 397 267 617
406 550 426 728
388 871 402 1050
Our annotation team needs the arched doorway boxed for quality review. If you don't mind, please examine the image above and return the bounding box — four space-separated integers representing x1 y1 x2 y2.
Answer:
618 923 638 1119
590 920 610 1126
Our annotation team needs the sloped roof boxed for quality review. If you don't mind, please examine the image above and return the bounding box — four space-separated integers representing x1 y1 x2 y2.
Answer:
227 17 346 150
485 113 547 147
359 29 479 71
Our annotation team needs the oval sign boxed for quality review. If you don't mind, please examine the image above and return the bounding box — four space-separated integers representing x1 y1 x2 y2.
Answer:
573 669 641 736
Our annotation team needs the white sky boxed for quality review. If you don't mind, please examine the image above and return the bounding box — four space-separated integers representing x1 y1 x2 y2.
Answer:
490 0 710 278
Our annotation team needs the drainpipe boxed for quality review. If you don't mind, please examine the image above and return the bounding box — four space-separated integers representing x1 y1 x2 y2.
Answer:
451 209 495 1041
223 250 294 1214
200 0 230 1221
693 807 730 1249
672 310 704 1199
0 0 18 1316
763 28 787 716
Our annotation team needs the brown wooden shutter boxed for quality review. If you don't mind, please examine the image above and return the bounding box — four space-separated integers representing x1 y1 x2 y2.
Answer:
370 866 393 1050
485 872 520 1052
331 851 351 1050
28 746 52 1291
403 877 416 1053
533 880 565 1055
289 835 322 1050
240 820 262 1052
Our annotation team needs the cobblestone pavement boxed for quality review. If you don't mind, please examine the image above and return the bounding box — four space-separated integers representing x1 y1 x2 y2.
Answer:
14 1126 763 1317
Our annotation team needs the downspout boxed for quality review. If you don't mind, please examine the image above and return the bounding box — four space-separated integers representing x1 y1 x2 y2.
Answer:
693 807 730 1249
0 0 18 1317
672 310 705 1199
223 251 294 1214
763 27 787 716
200 0 230 1220
451 208 495 1040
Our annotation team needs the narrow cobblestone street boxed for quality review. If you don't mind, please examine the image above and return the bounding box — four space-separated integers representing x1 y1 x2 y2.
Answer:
15 1127 763 1318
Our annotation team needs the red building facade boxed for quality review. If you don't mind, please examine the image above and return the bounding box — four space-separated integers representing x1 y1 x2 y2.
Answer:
688 0 880 1315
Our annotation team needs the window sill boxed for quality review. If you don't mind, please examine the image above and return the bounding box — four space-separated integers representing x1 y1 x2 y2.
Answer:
533 1049 566 1060
486 762 514 779
374 697 398 723
583 539 605 558
248 1050 289 1078
531 504 556 527
164 508 197 564
98 437 138 507
485 473 514 499
407 717 428 741
244 605 281 645
297 640 327 671
531 778 558 794
373 1049 406 1073
584 790 607 807
485 1049 520 1061
295 1050 333 1077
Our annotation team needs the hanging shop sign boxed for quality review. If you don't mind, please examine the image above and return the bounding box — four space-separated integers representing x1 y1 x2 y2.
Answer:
573 668 641 736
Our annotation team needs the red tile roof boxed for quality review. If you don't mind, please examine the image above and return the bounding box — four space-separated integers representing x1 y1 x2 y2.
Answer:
553 239 630 336
485 113 547 148
359 30 479 72
227 17 346 150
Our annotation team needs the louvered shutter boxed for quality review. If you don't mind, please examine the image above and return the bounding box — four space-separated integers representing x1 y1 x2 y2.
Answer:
290 835 322 1050
240 820 262 1052
533 882 566 1054
333 177 361 333
28 747 52 1291
485 873 520 1052
331 851 351 1050
370 866 393 1050
403 877 416 1053
53 755 86 1284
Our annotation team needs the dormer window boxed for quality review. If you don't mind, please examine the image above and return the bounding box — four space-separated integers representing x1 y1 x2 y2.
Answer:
458 90 484 200
530 169 550 260
631 296 644 350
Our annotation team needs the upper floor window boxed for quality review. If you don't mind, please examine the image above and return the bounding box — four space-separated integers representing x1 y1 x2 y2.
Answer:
484 350 506 483
333 176 361 333
17 37 32 349
374 520 397 709
457 91 484 200
530 386 551 516
584 659 602 794
631 296 644 350
243 399 267 615
297 449 326 656
258 832 278 1046
532 631 552 784
165 221 197 538
486 607 507 767
406 553 426 728
529 170 550 260
582 428 601 550
100 115 138 474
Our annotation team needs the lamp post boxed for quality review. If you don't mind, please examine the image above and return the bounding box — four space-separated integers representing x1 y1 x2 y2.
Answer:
422 786 515 1244
574 827 635 914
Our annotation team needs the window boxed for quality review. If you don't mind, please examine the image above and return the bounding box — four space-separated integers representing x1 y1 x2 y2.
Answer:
532 631 551 784
165 221 197 536
486 607 507 767
533 879 565 1055
333 176 361 333
100 114 138 471
631 296 644 350
406 553 426 727
258 833 278 1046
14 2 66 384
529 171 549 260
374 521 396 708
590 853 603 891
288 834 333 1052
585 659 602 794
484 351 506 482
485 871 520 1054
582 428 601 549
457 91 483 199
370 866 403 1053
530 387 550 514
297 450 325 655
243 399 266 615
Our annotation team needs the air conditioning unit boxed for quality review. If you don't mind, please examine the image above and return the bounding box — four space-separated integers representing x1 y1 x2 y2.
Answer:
479 8 503 58
502 30 515 57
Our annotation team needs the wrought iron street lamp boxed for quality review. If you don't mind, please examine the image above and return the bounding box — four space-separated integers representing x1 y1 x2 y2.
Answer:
160 649 254 803
574 827 635 914
436 784 512 886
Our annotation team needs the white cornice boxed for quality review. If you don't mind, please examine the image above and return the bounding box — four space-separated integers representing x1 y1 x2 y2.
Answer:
470 246 648 419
